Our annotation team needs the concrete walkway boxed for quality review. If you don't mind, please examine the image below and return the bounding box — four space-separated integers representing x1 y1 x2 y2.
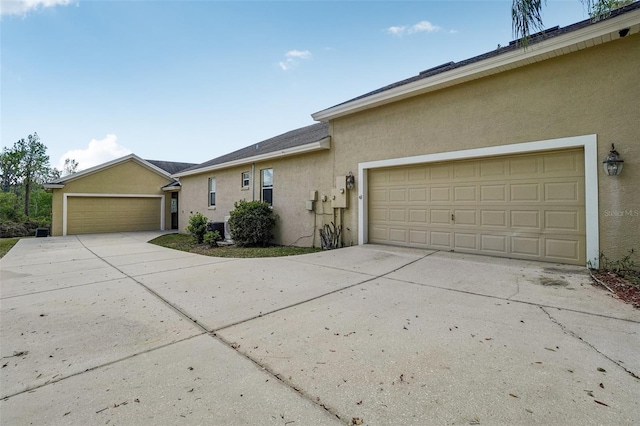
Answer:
1 232 639 425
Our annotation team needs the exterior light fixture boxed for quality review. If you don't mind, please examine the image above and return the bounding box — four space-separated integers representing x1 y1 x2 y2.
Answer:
346 172 355 190
602 144 624 176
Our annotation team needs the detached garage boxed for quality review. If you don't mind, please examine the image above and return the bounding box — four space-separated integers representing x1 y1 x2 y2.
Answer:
66 196 163 235
45 155 195 236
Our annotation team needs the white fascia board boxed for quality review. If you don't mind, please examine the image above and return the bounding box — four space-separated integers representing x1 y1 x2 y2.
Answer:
173 137 331 178
43 184 65 189
52 154 173 184
313 10 640 121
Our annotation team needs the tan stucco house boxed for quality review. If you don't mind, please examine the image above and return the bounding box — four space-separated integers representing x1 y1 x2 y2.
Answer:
44 155 195 236
47 5 638 268
176 4 639 267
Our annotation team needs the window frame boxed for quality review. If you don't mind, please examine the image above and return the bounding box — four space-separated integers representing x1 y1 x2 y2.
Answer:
208 177 216 208
241 171 250 189
261 168 273 206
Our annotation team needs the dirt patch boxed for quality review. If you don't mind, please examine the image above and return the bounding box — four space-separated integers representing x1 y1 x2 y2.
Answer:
590 271 640 309
538 276 569 287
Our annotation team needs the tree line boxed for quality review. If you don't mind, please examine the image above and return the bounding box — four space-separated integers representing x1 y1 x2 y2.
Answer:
1 132 78 224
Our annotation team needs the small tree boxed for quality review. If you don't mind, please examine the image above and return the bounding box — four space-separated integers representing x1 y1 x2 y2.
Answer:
186 212 208 244
228 200 277 247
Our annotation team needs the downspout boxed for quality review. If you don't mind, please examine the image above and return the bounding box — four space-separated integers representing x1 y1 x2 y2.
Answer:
251 163 256 201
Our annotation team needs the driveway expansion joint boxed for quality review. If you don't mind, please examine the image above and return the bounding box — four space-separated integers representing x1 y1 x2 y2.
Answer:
0 333 206 401
386 276 640 324
540 306 640 380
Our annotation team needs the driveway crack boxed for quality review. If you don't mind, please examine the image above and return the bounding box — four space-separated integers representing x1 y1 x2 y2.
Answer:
540 306 640 381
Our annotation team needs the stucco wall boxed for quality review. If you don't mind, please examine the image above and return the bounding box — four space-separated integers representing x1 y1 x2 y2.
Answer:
178 149 335 247
330 33 640 261
50 160 173 236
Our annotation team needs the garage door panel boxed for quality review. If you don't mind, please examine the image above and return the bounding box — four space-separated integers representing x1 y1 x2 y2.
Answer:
454 163 476 178
409 230 428 245
454 210 477 226
430 187 450 202
408 188 427 201
545 238 581 261
431 210 451 224
511 237 541 257
511 183 540 202
511 210 540 229
389 189 406 201
389 228 407 243
430 231 451 248
481 185 506 201
544 181 578 201
409 209 428 223
454 233 477 250
481 210 507 227
430 165 450 180
67 197 161 235
481 235 508 253
454 186 477 201
368 149 585 265
509 156 539 175
545 210 579 231
389 209 406 222
480 160 506 177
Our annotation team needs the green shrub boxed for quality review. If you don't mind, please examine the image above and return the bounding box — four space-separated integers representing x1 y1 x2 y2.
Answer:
203 230 221 247
186 212 208 244
228 200 277 247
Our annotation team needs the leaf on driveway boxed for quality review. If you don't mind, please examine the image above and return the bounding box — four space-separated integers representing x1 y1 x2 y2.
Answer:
509 393 519 398
594 400 609 407
597 367 606 372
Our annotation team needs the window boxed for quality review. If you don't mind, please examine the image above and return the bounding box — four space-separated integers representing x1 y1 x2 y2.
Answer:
242 171 250 189
261 169 273 205
208 178 216 207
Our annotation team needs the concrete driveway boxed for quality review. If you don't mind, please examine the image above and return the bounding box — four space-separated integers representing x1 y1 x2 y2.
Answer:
1 232 639 425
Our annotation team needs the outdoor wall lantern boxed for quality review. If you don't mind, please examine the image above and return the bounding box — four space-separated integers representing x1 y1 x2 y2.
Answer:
603 144 624 176
346 172 355 190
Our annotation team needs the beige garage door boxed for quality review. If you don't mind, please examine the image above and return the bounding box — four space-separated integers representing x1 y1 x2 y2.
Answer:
67 197 161 235
368 149 586 265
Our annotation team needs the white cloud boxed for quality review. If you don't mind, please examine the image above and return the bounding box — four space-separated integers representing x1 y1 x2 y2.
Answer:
410 21 441 33
285 50 311 59
279 49 312 71
57 134 131 171
386 26 407 35
385 20 444 36
0 0 74 16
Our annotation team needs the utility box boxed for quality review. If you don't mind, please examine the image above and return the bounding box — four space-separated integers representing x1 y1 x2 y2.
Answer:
305 200 315 211
331 176 348 209
35 228 49 238
309 190 318 201
208 222 225 236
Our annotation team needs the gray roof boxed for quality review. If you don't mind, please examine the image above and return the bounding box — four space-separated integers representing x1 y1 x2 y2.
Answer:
145 160 198 175
323 2 640 110
180 122 329 174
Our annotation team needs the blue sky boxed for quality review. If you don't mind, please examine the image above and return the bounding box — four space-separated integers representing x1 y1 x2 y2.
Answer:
2 0 591 171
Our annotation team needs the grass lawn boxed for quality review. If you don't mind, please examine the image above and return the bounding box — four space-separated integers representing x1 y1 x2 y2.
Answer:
150 233 322 258
0 238 21 258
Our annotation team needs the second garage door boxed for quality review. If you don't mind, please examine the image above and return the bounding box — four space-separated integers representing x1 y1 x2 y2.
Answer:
67 196 162 235
368 149 586 265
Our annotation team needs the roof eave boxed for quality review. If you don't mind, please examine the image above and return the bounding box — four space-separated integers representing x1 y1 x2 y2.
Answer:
312 9 640 122
173 137 331 178
48 154 174 185
43 183 65 189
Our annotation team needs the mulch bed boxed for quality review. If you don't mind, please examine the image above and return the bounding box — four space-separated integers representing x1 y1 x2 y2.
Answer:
590 271 640 309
